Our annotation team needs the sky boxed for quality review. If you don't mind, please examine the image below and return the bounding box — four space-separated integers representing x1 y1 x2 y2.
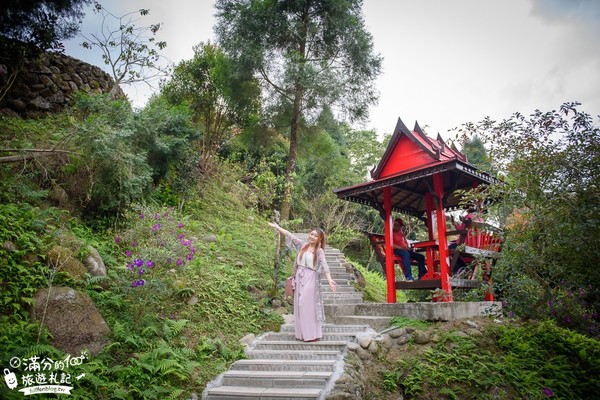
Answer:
63 0 600 140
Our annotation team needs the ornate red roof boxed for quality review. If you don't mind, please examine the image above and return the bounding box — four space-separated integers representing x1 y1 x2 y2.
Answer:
334 117 495 215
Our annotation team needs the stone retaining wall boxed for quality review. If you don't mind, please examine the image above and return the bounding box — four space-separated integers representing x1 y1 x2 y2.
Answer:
0 51 122 118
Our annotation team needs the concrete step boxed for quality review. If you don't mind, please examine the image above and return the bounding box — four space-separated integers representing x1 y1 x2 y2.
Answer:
321 278 352 285
205 385 321 399
231 359 336 372
332 315 393 331
245 350 340 361
263 332 358 342
320 285 356 293
279 324 368 334
323 298 364 305
253 341 347 351
322 292 363 299
221 370 332 388
328 272 354 279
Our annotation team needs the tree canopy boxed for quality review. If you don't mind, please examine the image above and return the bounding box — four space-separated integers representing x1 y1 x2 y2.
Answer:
215 0 382 221
0 0 91 51
457 102 600 337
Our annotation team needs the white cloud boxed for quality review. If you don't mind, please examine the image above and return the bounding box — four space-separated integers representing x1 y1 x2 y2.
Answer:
63 0 600 138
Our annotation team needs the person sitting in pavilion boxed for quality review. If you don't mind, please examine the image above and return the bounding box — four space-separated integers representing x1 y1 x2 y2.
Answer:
449 207 483 276
392 218 427 282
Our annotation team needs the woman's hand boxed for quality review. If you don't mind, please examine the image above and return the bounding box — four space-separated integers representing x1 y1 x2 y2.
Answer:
328 280 337 292
268 221 280 229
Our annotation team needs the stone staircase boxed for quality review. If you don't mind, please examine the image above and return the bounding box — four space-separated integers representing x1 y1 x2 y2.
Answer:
203 237 372 400
202 235 501 398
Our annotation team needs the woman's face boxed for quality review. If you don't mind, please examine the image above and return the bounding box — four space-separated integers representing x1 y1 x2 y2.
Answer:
308 230 320 244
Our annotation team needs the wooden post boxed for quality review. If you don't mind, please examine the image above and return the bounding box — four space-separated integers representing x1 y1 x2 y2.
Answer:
424 192 435 279
433 172 452 302
383 187 396 303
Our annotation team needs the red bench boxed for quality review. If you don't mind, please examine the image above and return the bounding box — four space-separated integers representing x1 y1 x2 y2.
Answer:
365 221 503 295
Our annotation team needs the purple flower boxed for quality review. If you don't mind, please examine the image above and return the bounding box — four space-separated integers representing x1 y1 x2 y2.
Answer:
134 258 144 267
508 311 515 318
166 257 172 264
178 233 185 239
177 223 184 228
125 250 132 257
155 213 161 220
114 236 122 243
565 316 572 324
132 241 139 248
186 252 194 261
146 260 154 268
126 263 134 270
139 212 145 220
152 223 161 232
176 259 183 267
543 387 553 397
132 279 145 287
138 269 145 275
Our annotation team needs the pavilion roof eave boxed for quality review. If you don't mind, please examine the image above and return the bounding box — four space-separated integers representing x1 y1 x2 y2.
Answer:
334 160 497 214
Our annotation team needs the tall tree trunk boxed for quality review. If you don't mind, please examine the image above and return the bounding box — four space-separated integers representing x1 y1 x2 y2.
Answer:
279 3 309 222
279 85 301 222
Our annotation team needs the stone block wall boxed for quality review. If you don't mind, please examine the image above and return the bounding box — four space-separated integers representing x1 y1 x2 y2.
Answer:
0 51 123 118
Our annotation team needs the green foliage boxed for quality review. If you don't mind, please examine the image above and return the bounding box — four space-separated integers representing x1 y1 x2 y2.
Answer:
460 134 493 174
161 41 260 163
46 93 198 218
215 0 382 122
0 0 90 53
134 97 199 187
69 94 153 217
456 102 600 337
215 0 382 221
494 320 600 399
350 261 407 303
382 320 600 399
387 316 431 329
0 203 62 321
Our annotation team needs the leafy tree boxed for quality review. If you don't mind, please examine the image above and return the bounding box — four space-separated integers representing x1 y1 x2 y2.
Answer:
160 42 260 171
215 0 382 221
81 3 168 95
457 102 600 337
460 134 493 173
0 0 91 104
0 0 91 51
133 97 200 188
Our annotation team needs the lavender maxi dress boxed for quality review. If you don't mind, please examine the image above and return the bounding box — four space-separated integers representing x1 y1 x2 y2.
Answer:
286 233 330 341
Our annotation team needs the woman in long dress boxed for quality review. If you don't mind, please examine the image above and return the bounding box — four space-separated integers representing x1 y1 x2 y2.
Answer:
268 222 337 342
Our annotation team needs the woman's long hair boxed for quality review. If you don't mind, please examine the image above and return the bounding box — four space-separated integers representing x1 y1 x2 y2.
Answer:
299 228 326 266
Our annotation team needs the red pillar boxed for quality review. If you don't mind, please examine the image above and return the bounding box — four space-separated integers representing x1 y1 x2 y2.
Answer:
383 187 396 303
433 173 452 302
424 193 435 278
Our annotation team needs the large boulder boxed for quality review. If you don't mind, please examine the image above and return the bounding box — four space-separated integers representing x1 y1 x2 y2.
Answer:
47 245 86 278
31 287 110 355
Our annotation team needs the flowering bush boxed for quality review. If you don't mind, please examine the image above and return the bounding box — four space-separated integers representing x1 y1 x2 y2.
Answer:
544 284 599 339
114 206 197 288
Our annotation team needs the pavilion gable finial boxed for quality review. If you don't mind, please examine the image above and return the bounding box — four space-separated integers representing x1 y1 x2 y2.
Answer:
436 133 446 152
414 121 424 135
394 117 412 137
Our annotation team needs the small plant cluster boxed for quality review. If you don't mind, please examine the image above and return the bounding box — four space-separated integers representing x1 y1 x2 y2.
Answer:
544 284 599 339
114 207 196 288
